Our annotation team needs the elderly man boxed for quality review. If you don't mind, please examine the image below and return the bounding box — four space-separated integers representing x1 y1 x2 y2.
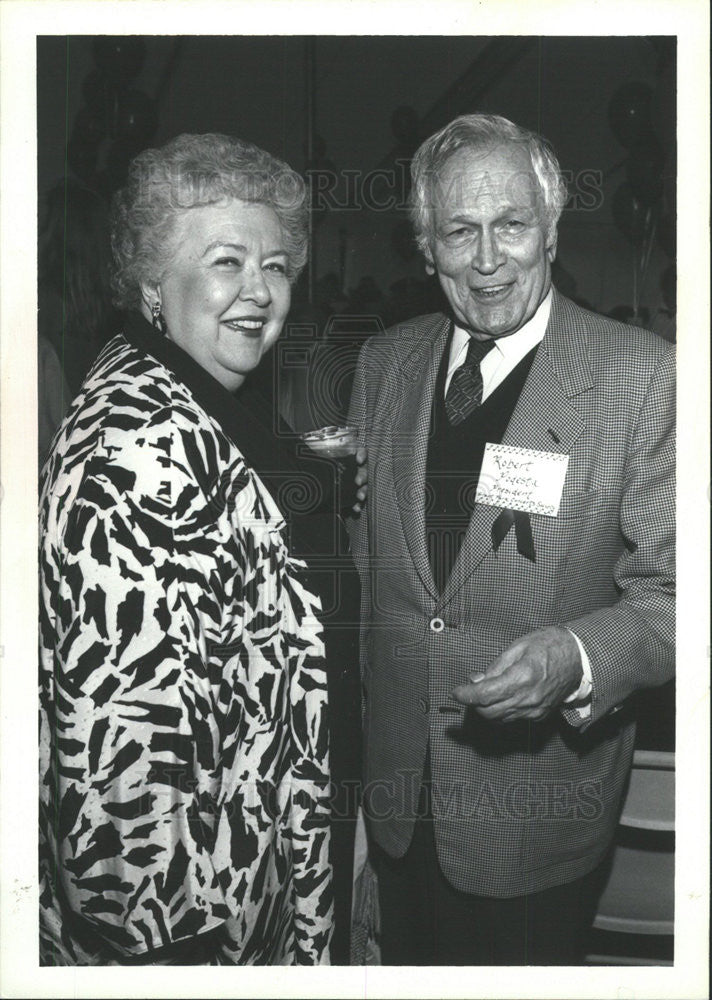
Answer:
348 113 675 965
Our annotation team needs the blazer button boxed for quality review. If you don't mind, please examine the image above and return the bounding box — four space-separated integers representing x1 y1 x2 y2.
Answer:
429 617 445 633
418 696 430 714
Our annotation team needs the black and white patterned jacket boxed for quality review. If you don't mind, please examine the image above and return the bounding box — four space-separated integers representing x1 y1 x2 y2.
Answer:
39 312 332 965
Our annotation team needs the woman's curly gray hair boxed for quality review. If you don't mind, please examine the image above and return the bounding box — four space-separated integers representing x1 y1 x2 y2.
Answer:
409 113 568 259
111 133 309 309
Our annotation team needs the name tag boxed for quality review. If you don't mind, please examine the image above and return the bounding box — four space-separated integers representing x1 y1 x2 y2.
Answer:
476 443 570 517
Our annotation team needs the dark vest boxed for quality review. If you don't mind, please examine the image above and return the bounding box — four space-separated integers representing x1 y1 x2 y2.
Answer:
425 336 539 592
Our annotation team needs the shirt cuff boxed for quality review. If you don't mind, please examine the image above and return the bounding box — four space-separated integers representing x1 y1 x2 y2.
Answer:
563 628 592 718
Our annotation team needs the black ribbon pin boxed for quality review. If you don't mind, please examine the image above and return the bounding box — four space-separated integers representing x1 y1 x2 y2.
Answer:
491 508 536 563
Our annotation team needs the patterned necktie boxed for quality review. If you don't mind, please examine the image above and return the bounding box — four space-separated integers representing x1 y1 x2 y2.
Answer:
444 335 496 425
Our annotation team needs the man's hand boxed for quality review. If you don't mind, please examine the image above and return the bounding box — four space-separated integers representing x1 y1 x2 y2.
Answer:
352 446 368 514
451 626 583 722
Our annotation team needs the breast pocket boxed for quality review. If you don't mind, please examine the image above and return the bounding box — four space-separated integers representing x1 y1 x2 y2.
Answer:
533 490 608 564
555 488 604 521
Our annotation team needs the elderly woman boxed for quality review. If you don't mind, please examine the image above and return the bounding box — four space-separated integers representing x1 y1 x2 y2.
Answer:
39 134 333 965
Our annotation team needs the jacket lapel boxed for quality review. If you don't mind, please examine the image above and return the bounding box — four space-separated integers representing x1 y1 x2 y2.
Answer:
392 315 451 599
438 290 594 607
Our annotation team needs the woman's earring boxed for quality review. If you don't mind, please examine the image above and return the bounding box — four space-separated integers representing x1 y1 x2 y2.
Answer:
151 300 168 335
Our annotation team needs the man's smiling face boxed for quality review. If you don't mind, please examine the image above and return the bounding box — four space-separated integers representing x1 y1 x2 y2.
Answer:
428 141 556 339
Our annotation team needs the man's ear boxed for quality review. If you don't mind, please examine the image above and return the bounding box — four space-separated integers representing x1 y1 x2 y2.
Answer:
546 226 558 264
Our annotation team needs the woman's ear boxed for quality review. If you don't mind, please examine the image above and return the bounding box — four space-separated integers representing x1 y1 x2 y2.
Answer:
139 280 160 311
139 280 161 322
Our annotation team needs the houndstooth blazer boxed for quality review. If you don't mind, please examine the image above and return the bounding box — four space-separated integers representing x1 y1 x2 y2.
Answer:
348 289 675 897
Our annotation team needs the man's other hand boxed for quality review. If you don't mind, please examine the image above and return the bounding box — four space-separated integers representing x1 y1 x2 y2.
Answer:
451 626 583 722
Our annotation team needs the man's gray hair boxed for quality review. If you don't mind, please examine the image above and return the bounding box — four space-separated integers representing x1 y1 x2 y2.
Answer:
409 113 568 258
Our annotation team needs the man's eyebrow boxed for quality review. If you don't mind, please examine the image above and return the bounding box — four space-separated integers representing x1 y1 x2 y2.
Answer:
441 204 536 222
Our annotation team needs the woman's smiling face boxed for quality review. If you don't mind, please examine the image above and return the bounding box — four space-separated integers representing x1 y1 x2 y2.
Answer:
147 199 291 391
